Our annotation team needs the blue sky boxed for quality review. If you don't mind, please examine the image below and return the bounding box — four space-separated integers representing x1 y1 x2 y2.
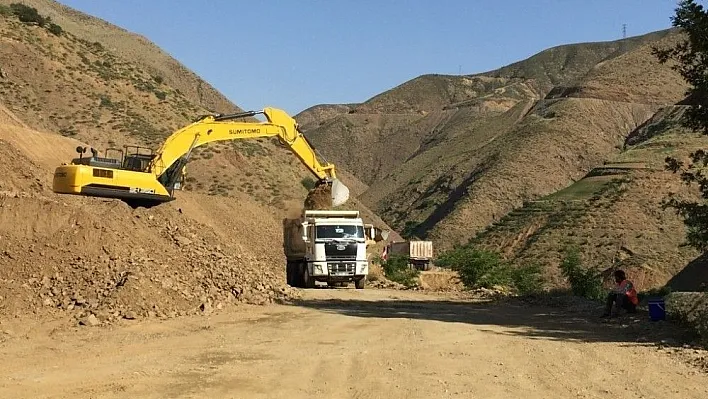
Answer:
57 0 681 115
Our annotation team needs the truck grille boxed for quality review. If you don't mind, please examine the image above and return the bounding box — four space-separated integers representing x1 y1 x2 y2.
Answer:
324 242 358 257
326 255 356 261
328 263 356 275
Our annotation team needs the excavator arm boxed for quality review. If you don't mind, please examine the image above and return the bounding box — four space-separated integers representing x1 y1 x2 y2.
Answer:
52 107 350 207
151 108 334 183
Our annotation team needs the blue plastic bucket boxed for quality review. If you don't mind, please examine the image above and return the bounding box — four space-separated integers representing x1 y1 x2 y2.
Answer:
648 298 666 321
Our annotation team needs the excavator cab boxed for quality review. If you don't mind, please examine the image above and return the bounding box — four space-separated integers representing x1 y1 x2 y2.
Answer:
122 145 155 172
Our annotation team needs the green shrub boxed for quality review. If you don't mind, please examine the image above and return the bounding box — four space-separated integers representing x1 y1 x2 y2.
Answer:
0 5 11 16
48 22 63 36
510 263 545 294
58 126 77 136
300 176 316 190
558 246 604 300
154 91 167 101
436 245 544 294
377 254 419 287
10 3 47 26
437 246 507 288
99 95 112 108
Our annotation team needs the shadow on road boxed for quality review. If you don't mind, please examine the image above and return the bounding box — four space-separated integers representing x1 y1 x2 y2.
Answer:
291 295 699 348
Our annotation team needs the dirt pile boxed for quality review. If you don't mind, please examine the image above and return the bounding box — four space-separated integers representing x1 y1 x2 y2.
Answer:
667 292 708 347
0 193 299 325
417 270 465 291
0 119 303 324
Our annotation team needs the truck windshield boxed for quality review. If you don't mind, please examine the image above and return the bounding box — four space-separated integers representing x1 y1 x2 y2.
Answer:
316 225 364 240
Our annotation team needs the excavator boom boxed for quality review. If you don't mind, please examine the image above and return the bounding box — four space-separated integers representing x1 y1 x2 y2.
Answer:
52 107 349 207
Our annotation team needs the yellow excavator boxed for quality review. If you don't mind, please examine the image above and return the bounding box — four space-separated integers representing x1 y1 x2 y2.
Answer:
52 107 349 207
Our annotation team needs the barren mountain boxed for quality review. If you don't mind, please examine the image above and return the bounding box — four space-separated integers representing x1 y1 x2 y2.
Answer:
0 2 391 323
0 0 236 115
299 29 688 250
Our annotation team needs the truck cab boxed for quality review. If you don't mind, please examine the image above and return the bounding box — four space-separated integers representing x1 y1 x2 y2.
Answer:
285 210 369 289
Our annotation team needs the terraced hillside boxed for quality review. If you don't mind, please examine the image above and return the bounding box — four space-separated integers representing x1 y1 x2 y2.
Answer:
298 29 687 250
472 106 707 289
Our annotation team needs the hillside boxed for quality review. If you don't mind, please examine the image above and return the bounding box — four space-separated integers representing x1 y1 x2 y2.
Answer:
298 29 688 250
0 2 392 323
0 0 236 115
471 106 707 290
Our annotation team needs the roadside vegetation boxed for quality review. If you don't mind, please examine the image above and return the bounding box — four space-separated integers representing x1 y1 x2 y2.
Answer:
557 245 605 300
435 244 544 295
374 254 420 287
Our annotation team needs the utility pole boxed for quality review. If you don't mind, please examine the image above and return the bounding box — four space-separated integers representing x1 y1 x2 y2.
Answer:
458 65 462 75
622 24 627 39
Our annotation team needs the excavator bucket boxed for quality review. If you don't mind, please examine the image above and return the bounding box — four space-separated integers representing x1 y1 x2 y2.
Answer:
331 179 350 207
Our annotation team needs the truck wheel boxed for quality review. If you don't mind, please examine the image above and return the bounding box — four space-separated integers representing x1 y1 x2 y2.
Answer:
286 261 296 286
291 262 305 288
355 276 366 289
303 267 315 289
423 262 431 271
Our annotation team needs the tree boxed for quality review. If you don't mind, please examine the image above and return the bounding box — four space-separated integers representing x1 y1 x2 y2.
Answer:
653 0 708 251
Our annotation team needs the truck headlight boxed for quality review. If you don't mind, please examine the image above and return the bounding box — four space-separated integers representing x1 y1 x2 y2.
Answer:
314 264 324 274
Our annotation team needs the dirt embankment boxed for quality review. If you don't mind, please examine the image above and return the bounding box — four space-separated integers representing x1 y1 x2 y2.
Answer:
0 192 298 325
0 124 301 325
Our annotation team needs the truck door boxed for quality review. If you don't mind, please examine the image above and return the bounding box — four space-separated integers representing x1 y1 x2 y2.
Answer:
306 225 315 258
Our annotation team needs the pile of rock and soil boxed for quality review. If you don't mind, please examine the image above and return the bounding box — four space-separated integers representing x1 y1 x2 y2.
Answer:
667 292 708 347
0 192 300 326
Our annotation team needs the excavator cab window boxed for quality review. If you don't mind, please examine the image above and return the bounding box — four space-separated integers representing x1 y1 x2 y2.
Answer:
122 145 155 172
104 148 124 162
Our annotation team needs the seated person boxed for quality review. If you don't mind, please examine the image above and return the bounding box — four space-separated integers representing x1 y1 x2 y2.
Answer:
601 270 638 318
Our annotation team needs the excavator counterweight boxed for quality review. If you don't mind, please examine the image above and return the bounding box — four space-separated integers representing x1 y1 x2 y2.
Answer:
52 107 349 208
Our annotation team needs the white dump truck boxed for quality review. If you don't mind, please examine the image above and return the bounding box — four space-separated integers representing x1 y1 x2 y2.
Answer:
284 210 369 289
385 240 434 271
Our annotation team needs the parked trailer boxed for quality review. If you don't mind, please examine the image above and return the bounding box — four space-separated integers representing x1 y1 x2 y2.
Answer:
386 241 434 271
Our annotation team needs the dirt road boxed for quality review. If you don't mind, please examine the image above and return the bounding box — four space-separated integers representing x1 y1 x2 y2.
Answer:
1 289 707 399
